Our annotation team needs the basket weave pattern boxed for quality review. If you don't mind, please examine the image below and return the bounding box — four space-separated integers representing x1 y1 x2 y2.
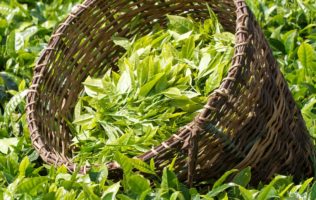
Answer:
26 0 315 184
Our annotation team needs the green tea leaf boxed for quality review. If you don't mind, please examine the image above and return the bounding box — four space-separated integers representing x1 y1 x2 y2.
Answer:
232 167 251 187
0 138 18 154
256 176 286 200
114 152 133 175
127 175 150 195
213 169 238 189
101 182 120 200
18 156 30 178
297 42 315 81
117 71 132 93
112 37 131 50
16 177 48 194
81 183 99 200
167 15 194 34
73 114 94 125
204 183 236 198
130 158 156 175
308 181 316 200
282 30 297 54
298 177 313 194
238 186 256 200
161 168 179 190
139 72 164 96
181 36 195 59
170 191 185 200
6 31 16 56
279 183 294 197
4 89 28 119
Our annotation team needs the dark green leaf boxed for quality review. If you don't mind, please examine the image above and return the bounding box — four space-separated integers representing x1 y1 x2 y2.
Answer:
127 175 150 195
232 167 251 187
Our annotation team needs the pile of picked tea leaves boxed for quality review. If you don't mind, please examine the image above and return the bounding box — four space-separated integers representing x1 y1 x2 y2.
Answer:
72 12 234 164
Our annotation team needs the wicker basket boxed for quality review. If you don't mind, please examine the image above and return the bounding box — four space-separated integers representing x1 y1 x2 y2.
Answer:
26 0 315 185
